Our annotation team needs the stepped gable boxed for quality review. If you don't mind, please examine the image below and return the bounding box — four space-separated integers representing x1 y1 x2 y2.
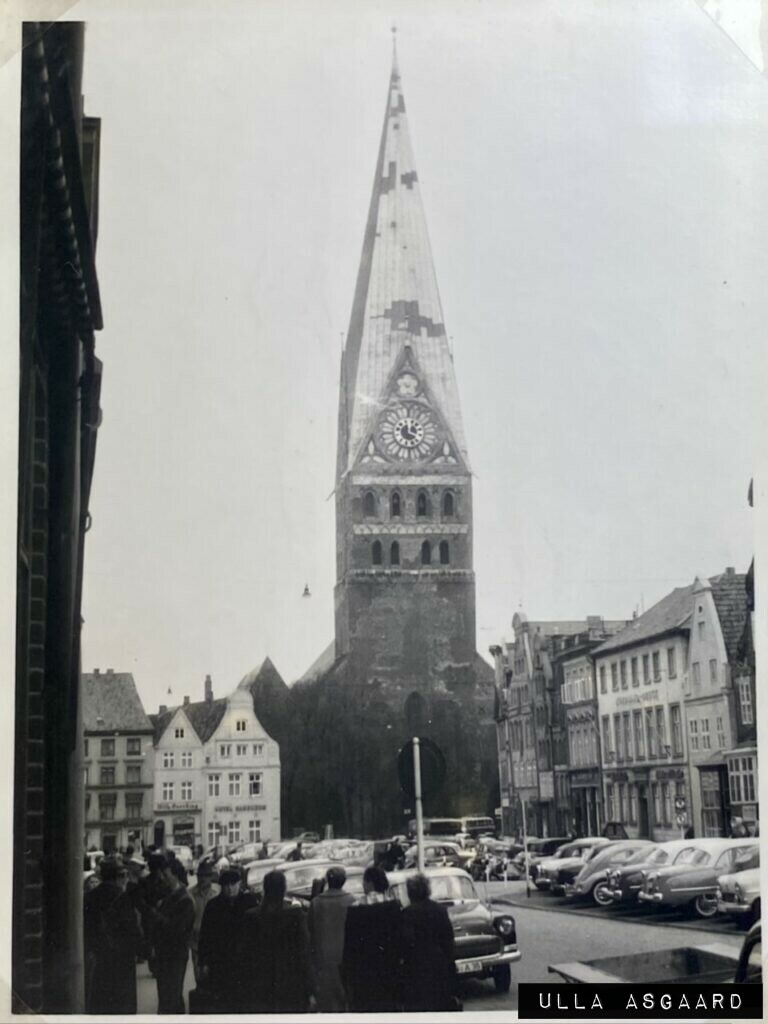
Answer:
82 671 152 732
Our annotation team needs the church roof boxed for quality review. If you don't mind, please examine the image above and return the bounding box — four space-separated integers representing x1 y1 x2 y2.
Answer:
339 50 468 475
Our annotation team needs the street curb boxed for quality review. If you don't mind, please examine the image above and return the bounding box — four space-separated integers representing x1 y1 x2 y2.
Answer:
496 896 743 936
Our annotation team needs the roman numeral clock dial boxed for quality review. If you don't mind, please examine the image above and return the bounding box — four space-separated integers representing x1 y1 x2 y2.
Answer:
378 404 438 460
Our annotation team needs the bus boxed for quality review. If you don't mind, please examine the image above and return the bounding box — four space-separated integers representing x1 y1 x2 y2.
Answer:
409 816 496 840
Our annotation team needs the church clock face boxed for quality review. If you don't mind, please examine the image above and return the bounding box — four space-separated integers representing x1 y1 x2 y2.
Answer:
378 404 438 460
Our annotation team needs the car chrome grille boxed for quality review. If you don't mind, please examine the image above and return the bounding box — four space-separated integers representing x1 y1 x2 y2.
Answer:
455 934 503 959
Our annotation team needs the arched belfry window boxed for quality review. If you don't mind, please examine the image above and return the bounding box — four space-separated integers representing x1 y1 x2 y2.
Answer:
372 540 382 566
417 490 429 517
363 491 377 518
443 491 455 518
391 491 401 518
390 541 400 566
421 540 432 565
440 540 450 565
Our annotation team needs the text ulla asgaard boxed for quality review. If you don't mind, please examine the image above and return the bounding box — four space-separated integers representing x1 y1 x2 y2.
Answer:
540 991 745 1012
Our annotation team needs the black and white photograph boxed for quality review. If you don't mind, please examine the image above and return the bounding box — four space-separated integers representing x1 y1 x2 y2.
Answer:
2 0 767 1018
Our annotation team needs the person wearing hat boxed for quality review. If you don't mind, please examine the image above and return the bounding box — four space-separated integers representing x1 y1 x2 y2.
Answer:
148 852 196 1013
83 857 144 1014
197 866 259 1011
189 861 220 984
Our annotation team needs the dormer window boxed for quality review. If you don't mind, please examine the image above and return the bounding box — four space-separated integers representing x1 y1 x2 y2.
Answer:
236 719 247 732
175 727 184 739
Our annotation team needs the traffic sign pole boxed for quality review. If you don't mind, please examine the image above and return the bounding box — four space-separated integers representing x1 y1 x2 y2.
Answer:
413 736 425 873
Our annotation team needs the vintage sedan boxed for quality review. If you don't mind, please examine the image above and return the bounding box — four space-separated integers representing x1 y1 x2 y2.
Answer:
404 841 466 870
717 863 761 929
512 837 570 881
605 839 695 904
637 839 757 918
247 858 365 902
387 866 521 992
534 838 610 892
564 840 656 904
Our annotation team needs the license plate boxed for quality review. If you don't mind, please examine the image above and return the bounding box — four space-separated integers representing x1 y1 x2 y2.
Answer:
457 960 484 975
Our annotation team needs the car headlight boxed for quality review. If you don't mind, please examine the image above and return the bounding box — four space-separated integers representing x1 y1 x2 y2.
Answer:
494 915 516 940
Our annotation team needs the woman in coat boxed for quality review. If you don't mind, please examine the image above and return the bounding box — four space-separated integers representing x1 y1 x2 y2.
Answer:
342 866 404 1012
400 873 460 1012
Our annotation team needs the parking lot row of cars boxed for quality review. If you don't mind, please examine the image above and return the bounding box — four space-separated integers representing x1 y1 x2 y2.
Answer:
526 835 760 926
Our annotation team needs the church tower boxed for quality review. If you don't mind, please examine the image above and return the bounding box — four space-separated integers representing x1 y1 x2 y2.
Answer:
334 46 485 712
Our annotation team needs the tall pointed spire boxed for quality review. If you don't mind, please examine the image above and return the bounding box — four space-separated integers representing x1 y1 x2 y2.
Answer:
337 45 469 478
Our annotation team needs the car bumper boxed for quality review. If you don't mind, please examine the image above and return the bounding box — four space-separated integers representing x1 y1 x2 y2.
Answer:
717 899 751 917
535 877 552 888
637 891 664 904
455 948 522 976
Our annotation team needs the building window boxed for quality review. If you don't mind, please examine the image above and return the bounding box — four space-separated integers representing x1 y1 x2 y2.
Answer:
688 719 699 751
623 713 632 761
390 541 400 566
162 782 174 801
661 783 671 825
421 540 431 565
163 752 174 769
601 716 611 758
249 819 262 842
620 661 628 690
613 714 622 760
606 783 614 820
228 821 241 844
175 727 184 739
629 785 637 824
617 784 625 823
100 766 115 785
125 794 144 821
181 781 192 800
652 783 661 825
99 794 116 821
84 766 89 786
656 707 667 754
729 755 756 803
253 743 264 757
642 654 650 684
363 490 377 517
84 739 89 758
220 744 231 758
228 773 241 797
439 540 450 565
611 663 618 692
716 716 725 749
181 751 192 769
207 822 221 847
236 719 247 732
709 659 718 685
208 774 220 797
372 540 382 566
126 765 141 785
645 708 656 758
652 651 661 681
633 710 645 759
417 490 429 517
599 665 606 694
667 648 676 679
390 491 401 518
631 657 639 687
236 743 248 756
100 738 115 757
127 737 141 755
701 718 711 750
738 677 753 725
670 704 683 756
698 621 705 639
692 662 701 688
442 492 454 517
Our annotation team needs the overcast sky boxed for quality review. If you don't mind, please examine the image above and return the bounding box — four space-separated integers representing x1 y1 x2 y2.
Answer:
14 0 766 716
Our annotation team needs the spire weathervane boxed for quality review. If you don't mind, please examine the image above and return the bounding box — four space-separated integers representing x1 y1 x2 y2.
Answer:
391 24 399 73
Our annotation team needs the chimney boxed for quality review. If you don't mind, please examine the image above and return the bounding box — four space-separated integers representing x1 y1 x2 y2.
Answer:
93 667 100 675
726 566 735 576
106 668 114 675
159 704 167 715
183 695 190 707
204 675 213 702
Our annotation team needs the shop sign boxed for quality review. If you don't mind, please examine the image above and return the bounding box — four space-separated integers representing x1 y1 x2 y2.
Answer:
156 801 200 812
616 690 658 708
655 768 685 781
742 803 758 820
213 804 266 813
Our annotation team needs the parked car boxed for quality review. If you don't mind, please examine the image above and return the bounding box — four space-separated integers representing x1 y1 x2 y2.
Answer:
637 839 757 918
564 840 656 904
404 842 465 869
534 838 610 892
604 839 695 904
717 863 761 929
386 867 521 992
245 858 289 890
512 837 570 881
247 858 364 903
602 821 629 840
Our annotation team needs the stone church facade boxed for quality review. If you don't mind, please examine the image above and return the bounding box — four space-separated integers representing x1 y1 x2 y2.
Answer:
295 51 496 835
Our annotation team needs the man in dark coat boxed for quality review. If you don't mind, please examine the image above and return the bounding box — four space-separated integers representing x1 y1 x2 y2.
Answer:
401 873 459 1012
197 867 258 1010
308 866 355 1011
84 858 143 1014
242 870 311 1013
342 866 404 1012
150 853 195 1013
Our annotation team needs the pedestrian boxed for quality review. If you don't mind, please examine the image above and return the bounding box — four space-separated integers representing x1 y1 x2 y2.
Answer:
167 848 189 886
308 866 355 1011
83 858 143 1014
730 816 749 838
150 852 195 1013
401 874 460 1012
189 862 221 985
342 866 403 1012
242 869 311 1013
197 868 258 1010
286 841 304 862
257 840 270 861
136 851 168 974
684 825 695 840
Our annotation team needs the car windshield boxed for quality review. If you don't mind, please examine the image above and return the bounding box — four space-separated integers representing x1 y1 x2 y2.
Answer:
555 844 580 858
633 847 669 866
734 846 760 871
393 875 477 905
673 847 710 866
283 864 333 889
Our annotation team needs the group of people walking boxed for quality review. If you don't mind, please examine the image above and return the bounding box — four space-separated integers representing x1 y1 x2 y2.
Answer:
84 853 460 1014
